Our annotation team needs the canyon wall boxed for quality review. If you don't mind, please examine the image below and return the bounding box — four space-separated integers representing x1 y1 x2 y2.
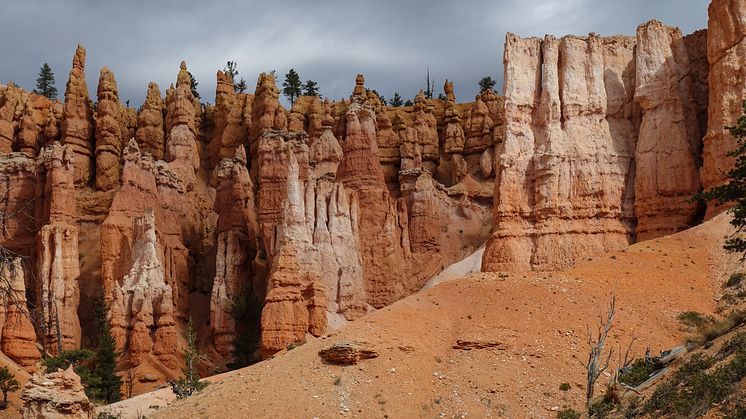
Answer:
0 0 741 390
482 18 712 272
701 0 746 216
0 48 496 381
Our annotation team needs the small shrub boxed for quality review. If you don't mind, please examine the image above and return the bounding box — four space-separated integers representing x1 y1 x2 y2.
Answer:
559 382 571 392
718 332 746 358
618 358 659 387
588 398 614 418
643 349 746 417
678 311 710 328
556 408 580 419
286 340 305 351
726 272 746 288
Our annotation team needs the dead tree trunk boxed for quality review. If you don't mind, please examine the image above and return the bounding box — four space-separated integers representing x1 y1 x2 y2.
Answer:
582 294 616 406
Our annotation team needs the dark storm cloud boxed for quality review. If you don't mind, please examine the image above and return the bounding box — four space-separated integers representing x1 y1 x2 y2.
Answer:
0 0 708 107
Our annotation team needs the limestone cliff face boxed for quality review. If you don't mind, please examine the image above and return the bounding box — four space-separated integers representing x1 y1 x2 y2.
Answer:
701 0 746 216
634 20 704 240
482 21 710 272
482 33 640 272
35 142 81 353
209 148 257 357
110 208 177 369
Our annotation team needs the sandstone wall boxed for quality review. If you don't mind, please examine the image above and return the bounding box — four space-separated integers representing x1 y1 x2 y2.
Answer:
482 20 711 272
701 0 746 216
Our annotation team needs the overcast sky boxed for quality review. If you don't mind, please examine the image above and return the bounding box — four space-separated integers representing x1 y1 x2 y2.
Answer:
0 0 709 108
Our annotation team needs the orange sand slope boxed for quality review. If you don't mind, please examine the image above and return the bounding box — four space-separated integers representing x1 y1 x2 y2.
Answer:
154 213 736 418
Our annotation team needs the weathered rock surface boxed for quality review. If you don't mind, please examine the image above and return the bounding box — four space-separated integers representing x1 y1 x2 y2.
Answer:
20 367 94 419
701 0 746 216
61 45 94 185
634 20 704 240
209 148 257 356
135 82 165 160
94 67 123 191
260 150 326 356
35 142 81 353
111 208 177 368
482 24 709 272
318 341 378 365
0 256 41 368
0 152 37 250
207 70 249 168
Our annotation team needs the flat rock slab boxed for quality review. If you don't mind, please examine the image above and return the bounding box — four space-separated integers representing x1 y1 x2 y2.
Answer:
318 341 378 365
453 339 507 350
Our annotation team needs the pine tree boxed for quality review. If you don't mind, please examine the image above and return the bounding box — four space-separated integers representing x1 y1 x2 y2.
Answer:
424 66 435 99
34 63 58 100
478 76 497 94
89 298 122 403
282 69 302 107
698 101 746 255
302 80 320 97
188 71 201 100
173 319 206 398
228 289 264 369
0 367 19 408
404 99 413 107
389 92 404 107
225 61 247 93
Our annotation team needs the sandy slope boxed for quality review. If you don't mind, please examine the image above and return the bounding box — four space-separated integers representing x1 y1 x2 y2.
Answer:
145 213 736 418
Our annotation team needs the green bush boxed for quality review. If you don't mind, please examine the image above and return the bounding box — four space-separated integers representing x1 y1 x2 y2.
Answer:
718 332 746 358
643 349 746 417
678 311 710 328
619 358 660 388
559 382 571 391
227 290 264 370
588 398 614 418
42 349 95 372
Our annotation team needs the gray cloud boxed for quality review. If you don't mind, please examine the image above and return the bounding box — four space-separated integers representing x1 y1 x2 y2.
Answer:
0 0 708 107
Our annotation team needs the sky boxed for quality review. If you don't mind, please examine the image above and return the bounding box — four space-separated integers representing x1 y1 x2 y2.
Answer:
0 0 709 108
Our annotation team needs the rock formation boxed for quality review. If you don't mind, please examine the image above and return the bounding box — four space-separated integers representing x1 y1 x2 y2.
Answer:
60 45 94 185
101 139 200 364
0 256 41 369
94 67 124 191
110 208 177 368
482 22 710 272
337 98 408 308
207 70 249 168
0 152 37 250
0 0 739 389
249 72 287 173
20 367 94 419
634 20 704 240
135 82 165 160
35 142 81 353
701 0 746 216
209 148 257 356
260 150 326 356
